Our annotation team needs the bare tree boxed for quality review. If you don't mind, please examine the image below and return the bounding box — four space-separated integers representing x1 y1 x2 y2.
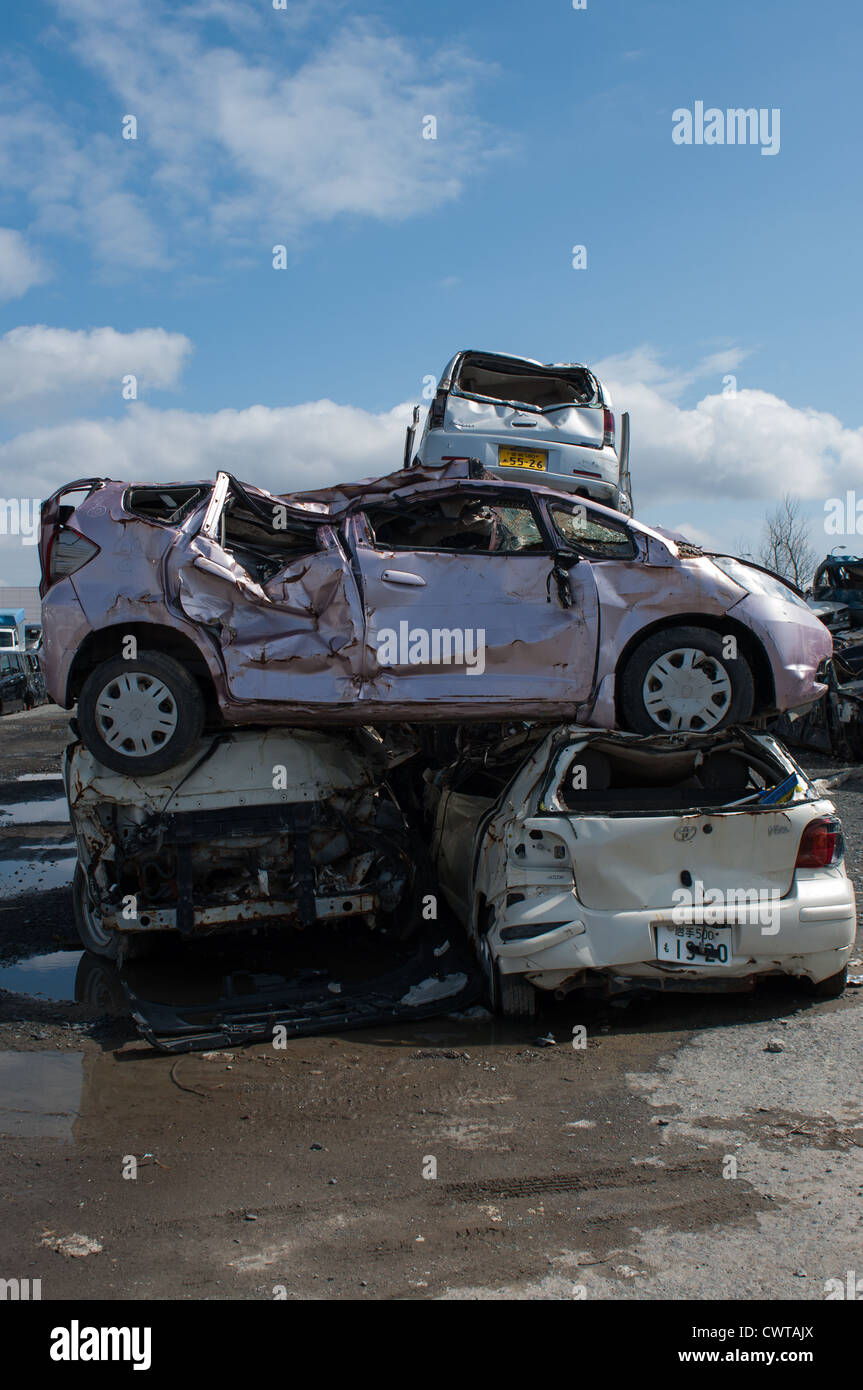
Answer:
758 494 816 589
733 536 756 562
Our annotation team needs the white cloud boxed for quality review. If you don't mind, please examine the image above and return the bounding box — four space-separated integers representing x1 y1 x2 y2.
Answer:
0 228 49 301
0 326 192 407
3 344 863 583
596 346 863 506
0 3 503 271
2 346 862 511
0 398 412 503
597 343 751 402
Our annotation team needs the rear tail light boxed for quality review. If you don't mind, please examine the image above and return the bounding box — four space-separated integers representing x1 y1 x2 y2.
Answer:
795 816 844 869
602 407 615 449
510 828 569 865
429 389 447 429
44 528 100 588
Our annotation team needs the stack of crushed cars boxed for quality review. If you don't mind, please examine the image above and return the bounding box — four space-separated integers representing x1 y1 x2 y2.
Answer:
35 360 856 1032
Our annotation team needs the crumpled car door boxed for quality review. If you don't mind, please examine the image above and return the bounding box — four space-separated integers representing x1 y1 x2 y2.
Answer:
171 474 364 705
349 494 599 710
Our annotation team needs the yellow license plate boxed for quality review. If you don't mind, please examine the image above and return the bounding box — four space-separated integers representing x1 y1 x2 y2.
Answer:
498 446 547 470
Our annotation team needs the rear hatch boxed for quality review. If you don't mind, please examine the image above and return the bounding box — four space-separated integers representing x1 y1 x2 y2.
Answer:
447 352 606 453
539 732 817 912
567 806 809 912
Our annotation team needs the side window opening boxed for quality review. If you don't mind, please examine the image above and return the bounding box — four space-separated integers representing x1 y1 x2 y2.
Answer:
550 504 635 560
126 486 209 525
367 496 547 555
220 499 321 585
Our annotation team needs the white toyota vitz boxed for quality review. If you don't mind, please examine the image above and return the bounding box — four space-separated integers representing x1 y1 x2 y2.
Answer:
427 725 856 1016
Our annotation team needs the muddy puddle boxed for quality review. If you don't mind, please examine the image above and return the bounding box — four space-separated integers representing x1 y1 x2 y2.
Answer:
0 849 76 896
0 950 83 1002
0 927 485 1049
0 797 69 825
0 1051 83 1138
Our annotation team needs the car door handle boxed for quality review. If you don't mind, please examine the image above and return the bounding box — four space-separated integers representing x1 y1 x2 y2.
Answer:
381 569 426 586
546 560 573 608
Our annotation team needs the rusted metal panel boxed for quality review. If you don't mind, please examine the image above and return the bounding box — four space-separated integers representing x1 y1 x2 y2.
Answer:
64 729 417 936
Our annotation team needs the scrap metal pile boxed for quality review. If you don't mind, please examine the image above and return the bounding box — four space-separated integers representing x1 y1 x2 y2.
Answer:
34 352 857 1044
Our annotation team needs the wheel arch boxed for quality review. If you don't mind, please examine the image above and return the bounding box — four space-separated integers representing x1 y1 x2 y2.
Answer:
66 621 221 716
613 613 775 723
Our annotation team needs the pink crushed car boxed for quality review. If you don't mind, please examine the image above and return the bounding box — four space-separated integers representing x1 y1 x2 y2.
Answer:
39 459 831 776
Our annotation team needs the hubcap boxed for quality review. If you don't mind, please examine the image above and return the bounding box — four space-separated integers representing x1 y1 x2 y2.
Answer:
95 671 179 756
642 647 732 732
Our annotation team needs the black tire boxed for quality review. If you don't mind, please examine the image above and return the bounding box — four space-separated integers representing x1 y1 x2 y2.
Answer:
74 951 127 1013
479 923 537 1018
77 649 205 775
619 624 755 735
494 968 537 1019
72 864 121 960
810 966 847 999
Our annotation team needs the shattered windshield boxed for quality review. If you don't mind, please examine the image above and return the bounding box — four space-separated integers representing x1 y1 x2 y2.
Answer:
454 356 599 411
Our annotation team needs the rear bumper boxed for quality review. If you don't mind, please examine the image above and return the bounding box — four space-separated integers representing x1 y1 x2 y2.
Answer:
489 871 856 990
421 432 621 502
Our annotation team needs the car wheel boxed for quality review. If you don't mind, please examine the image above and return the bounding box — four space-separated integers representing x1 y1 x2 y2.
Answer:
77 650 205 775
74 951 127 1013
495 969 537 1019
620 625 755 734
809 966 847 999
72 864 121 960
479 929 536 1018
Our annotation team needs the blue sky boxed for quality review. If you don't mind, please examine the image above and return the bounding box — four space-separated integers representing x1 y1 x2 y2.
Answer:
0 0 861 583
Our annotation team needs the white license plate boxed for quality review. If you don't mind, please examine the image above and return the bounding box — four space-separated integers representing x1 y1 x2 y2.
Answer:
654 923 733 966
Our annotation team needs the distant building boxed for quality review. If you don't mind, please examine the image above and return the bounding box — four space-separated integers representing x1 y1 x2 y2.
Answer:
0 587 41 622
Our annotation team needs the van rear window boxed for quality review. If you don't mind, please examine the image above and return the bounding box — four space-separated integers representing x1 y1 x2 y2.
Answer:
455 356 599 410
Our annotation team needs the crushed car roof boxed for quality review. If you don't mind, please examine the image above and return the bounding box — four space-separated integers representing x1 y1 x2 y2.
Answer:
54 457 683 550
